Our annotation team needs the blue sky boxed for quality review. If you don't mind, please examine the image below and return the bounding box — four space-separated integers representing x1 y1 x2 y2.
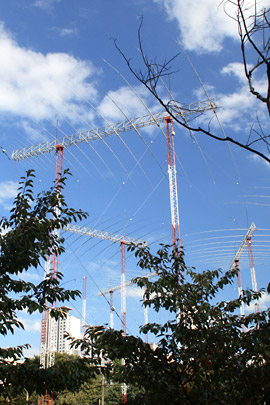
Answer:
0 0 270 356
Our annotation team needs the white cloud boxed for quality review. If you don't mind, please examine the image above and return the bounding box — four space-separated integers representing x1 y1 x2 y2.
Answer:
34 0 61 10
127 286 144 298
58 28 78 38
19 271 42 282
18 317 41 332
0 180 18 209
154 0 237 53
154 0 270 53
194 62 266 132
0 22 99 127
98 85 159 122
50 27 78 38
221 62 249 84
249 153 270 169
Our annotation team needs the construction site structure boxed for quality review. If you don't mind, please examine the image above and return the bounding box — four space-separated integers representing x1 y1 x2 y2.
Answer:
65 224 146 247
11 101 214 162
66 223 146 334
12 101 214 405
247 236 259 313
165 116 181 251
98 271 156 335
229 222 258 320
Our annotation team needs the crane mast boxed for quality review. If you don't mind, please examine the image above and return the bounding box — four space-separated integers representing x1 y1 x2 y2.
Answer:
165 116 181 251
229 222 257 320
247 237 259 313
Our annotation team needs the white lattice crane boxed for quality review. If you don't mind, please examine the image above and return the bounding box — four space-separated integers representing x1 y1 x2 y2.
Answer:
229 222 258 321
65 223 146 335
11 100 214 380
165 116 181 251
11 101 213 161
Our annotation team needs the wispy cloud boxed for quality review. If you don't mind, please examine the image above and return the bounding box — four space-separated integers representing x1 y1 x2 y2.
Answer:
98 85 159 122
18 317 41 332
50 27 79 38
33 0 61 11
58 28 78 38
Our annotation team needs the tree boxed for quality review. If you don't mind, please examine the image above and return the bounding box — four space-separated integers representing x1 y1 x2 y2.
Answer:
0 169 89 401
72 244 270 404
0 353 99 404
114 0 270 164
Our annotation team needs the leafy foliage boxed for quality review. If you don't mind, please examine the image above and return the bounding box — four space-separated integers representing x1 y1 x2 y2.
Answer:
0 169 88 400
73 244 270 405
0 353 97 403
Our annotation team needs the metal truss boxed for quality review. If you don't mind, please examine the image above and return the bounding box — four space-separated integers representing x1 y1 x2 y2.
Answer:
11 100 214 161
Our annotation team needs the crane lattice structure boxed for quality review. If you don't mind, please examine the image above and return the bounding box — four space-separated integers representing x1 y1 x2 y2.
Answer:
165 116 181 251
11 101 213 161
98 272 155 338
12 100 214 405
66 223 147 405
65 224 146 247
66 223 146 335
229 222 259 320
12 101 213 273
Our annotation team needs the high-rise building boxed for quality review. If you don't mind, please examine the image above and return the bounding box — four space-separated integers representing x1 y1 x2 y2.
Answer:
46 306 81 356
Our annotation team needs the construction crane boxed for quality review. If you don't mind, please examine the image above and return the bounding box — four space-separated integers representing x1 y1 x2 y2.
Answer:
165 116 181 251
12 100 213 405
98 271 155 331
65 223 146 335
11 101 214 161
65 224 146 247
229 222 257 321
66 225 147 405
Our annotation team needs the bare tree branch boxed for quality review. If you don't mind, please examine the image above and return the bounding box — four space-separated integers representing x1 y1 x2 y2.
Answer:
115 6 270 164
